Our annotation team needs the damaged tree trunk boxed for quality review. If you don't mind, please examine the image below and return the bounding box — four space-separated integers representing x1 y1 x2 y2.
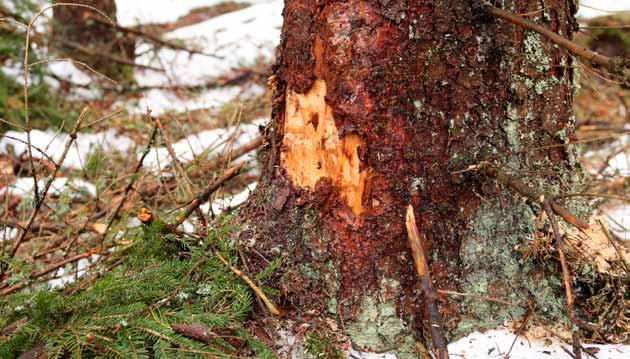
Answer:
241 0 585 356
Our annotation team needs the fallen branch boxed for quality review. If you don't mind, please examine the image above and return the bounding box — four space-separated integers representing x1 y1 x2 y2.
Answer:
482 3 629 81
405 205 448 359
90 15 222 60
2 109 87 269
171 162 244 227
483 164 589 230
0 246 105 296
57 39 163 72
542 199 581 359
213 250 281 316
140 136 262 198
98 121 159 248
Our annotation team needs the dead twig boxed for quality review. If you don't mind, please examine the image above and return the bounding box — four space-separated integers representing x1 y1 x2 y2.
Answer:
57 39 163 72
483 164 589 230
0 246 104 296
542 199 582 359
2 109 87 273
405 205 448 359
213 249 281 316
98 120 159 249
171 163 244 228
481 3 629 81
89 15 222 60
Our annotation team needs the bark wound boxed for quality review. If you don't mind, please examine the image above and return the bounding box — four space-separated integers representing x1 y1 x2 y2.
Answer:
282 79 367 217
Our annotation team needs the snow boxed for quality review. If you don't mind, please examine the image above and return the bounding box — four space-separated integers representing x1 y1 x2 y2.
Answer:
448 328 630 359
115 0 273 27
602 204 630 241
128 83 265 115
0 227 18 243
143 117 264 172
578 1 630 19
133 0 282 88
0 129 135 171
582 134 630 177
48 254 100 289
348 328 630 358
201 181 257 216
0 177 97 198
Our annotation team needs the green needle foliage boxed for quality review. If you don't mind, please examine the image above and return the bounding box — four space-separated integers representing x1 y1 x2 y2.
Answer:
0 220 275 358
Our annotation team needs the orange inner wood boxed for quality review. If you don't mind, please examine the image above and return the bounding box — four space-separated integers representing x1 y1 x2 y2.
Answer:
281 79 367 216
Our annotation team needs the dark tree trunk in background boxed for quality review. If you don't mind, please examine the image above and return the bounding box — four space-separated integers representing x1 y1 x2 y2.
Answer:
52 0 135 82
242 0 585 355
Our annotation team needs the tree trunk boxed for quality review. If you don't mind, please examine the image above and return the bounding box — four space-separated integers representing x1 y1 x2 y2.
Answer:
241 0 585 355
51 0 135 82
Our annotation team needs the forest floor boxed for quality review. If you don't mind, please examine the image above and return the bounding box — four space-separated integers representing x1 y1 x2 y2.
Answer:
0 0 629 358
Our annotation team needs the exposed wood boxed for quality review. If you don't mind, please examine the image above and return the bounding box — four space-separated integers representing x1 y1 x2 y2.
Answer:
281 79 367 217
405 205 448 359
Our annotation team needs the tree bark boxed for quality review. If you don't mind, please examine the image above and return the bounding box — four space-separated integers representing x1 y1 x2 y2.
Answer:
241 0 585 356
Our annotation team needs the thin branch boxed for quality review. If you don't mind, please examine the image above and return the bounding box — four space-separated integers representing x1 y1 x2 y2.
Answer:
483 164 590 230
406 205 448 359
482 3 629 81
3 109 87 267
542 199 582 359
89 15 222 60
98 120 159 249
57 39 163 72
213 250 281 316
171 163 244 228
0 246 104 296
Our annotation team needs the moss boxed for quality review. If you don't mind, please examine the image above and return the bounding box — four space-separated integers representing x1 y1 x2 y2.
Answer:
305 331 344 358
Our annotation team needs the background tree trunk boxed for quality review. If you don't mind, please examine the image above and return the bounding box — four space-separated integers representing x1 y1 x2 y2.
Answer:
51 0 135 82
241 0 585 355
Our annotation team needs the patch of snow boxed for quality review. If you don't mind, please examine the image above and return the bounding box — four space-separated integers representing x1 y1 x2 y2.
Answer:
143 118 265 172
0 227 18 242
48 61 93 86
0 177 97 198
448 328 630 359
578 1 630 19
201 181 257 216
0 129 135 171
48 254 100 289
115 0 273 27
582 134 630 177
347 350 396 359
128 84 258 116
133 0 282 87
602 204 630 241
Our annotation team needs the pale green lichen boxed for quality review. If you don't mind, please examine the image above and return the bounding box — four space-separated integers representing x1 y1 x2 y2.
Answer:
348 278 417 358
456 199 566 336
524 31 551 72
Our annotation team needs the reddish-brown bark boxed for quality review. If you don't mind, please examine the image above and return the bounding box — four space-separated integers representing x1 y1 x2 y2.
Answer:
241 0 582 350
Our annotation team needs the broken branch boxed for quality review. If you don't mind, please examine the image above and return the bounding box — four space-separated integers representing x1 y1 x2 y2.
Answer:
483 164 589 230
542 199 581 359
406 205 448 359
171 162 244 227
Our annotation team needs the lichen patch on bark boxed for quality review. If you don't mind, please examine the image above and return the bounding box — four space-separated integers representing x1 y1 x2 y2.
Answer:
281 79 368 217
